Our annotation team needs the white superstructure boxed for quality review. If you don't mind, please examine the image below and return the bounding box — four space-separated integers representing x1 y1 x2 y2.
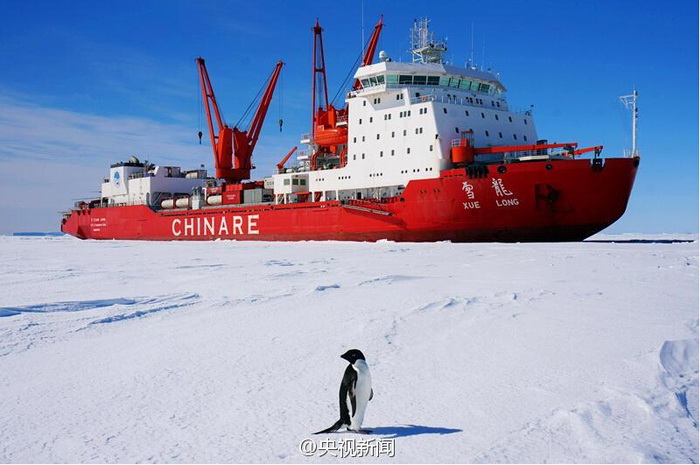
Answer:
100 157 208 207
273 57 538 203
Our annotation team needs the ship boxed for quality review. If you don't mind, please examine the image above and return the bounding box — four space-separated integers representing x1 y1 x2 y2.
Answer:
61 18 640 242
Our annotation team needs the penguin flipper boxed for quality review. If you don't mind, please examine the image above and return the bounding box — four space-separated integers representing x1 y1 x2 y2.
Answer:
341 365 357 419
314 419 345 435
369 388 373 401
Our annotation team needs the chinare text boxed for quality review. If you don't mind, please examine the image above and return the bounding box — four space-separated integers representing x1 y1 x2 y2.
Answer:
171 215 260 237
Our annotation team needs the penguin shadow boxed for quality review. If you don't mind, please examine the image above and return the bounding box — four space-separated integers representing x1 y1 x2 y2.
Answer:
369 424 462 438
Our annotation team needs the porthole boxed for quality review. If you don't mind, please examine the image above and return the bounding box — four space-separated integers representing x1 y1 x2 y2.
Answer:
498 165 507 173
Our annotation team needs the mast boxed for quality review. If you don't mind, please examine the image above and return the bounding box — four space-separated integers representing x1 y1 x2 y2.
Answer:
619 89 639 157
410 18 446 64
311 20 330 139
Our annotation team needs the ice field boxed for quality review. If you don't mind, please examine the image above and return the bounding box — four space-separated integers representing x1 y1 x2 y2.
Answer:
0 234 697 463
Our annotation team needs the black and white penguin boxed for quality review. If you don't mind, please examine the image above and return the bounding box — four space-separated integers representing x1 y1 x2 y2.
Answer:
314 349 373 434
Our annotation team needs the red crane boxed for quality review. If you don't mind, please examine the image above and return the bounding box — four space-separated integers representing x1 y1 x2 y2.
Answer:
309 17 384 170
353 16 384 91
197 57 284 183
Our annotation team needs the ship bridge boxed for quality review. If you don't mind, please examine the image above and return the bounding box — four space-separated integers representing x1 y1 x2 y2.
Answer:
352 61 507 98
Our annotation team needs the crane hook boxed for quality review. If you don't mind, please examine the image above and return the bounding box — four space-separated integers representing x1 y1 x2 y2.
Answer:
198 130 203 144
278 118 283 132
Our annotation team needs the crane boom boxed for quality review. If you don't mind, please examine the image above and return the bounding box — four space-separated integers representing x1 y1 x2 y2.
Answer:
353 16 384 90
197 57 284 183
196 57 232 180
311 19 330 138
236 60 284 167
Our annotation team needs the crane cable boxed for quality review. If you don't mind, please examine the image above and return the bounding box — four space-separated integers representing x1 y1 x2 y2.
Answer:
197 70 203 144
330 28 380 106
235 65 280 130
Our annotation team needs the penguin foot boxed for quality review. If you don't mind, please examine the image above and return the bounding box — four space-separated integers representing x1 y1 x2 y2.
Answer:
351 428 373 435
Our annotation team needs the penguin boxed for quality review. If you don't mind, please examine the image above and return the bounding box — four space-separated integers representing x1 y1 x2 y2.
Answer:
314 349 373 434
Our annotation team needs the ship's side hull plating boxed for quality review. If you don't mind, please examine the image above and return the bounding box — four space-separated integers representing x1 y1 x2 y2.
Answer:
61 158 639 242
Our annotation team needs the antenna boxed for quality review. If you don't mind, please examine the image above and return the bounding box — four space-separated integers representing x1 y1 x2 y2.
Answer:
360 0 365 57
410 18 447 64
481 37 485 71
619 88 639 157
470 22 474 68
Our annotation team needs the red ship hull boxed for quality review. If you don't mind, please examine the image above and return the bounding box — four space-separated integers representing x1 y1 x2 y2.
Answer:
61 157 639 242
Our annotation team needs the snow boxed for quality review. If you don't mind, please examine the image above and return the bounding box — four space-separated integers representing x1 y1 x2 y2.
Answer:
0 234 697 463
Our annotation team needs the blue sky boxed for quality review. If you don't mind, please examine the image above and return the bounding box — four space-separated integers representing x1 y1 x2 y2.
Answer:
0 0 697 234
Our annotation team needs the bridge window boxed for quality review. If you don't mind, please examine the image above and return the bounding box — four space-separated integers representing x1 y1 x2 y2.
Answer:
413 75 427 85
386 75 398 84
399 75 412 84
427 76 440 85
